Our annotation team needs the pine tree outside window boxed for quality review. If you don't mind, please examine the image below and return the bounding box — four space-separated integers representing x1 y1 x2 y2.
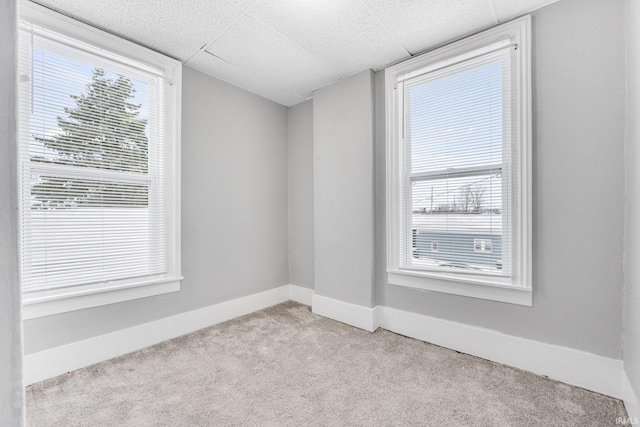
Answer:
18 3 182 318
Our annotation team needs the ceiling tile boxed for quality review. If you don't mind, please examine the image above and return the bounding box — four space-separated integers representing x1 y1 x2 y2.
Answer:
197 15 341 103
33 0 197 61
492 0 560 21
107 0 242 55
361 0 498 55
248 0 410 76
188 51 307 106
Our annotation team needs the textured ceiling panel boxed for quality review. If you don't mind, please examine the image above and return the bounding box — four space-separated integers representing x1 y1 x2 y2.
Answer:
195 14 341 105
188 50 306 106
361 0 498 55
107 0 242 60
492 0 560 21
33 0 197 61
248 0 410 76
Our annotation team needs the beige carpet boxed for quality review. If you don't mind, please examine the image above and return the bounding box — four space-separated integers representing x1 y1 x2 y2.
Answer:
27 301 627 426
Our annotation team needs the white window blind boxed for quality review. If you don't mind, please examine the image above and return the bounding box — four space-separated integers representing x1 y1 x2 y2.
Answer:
397 44 513 276
18 22 168 294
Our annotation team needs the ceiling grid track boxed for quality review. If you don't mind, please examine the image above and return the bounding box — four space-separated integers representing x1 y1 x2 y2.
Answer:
184 1 248 65
489 0 500 23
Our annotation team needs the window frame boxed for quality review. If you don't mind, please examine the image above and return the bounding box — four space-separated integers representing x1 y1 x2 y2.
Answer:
19 1 182 319
385 16 532 306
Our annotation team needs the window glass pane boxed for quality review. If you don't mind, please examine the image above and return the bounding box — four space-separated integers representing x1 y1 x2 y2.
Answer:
411 173 504 273
407 59 504 173
22 200 163 292
30 47 150 173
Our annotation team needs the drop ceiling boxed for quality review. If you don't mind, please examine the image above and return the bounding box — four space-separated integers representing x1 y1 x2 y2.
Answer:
30 0 558 107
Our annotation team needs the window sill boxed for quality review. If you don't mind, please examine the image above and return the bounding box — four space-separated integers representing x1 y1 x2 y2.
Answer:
22 277 182 319
388 269 532 306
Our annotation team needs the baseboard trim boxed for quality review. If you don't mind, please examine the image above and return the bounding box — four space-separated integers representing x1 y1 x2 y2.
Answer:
311 294 378 332
377 306 624 399
24 285 291 386
624 371 639 421
288 284 314 306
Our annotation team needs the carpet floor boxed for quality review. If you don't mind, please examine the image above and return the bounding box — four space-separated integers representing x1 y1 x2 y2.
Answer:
26 301 627 426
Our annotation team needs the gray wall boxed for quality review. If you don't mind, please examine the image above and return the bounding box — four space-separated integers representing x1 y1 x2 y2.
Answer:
23 66 289 354
375 0 625 359
0 0 24 423
313 70 376 307
624 0 640 410
288 100 314 289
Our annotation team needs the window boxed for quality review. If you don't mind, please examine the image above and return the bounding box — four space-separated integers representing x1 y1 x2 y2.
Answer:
18 2 182 318
385 17 531 306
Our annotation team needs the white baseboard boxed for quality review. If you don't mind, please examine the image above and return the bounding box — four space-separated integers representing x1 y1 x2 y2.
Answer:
24 285 291 386
288 284 314 306
624 371 639 421
311 294 378 332
377 306 624 399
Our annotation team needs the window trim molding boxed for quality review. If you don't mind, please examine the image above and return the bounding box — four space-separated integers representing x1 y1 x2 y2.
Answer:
22 278 182 320
19 0 182 317
385 16 532 306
